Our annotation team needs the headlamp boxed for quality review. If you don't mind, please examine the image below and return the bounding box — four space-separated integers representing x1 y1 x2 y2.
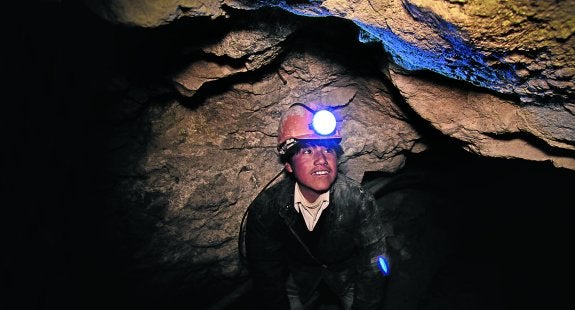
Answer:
311 109 337 136
289 103 338 136
277 103 341 155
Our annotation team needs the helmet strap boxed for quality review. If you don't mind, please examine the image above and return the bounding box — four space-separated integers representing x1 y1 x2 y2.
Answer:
278 138 298 155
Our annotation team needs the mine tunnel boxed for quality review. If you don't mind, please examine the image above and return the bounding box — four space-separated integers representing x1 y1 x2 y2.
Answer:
3 1 574 310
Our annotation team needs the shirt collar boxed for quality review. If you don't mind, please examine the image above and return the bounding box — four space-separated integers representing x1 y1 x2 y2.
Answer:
293 182 330 213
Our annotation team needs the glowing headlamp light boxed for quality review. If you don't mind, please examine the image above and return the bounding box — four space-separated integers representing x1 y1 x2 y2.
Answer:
311 109 337 136
277 103 341 154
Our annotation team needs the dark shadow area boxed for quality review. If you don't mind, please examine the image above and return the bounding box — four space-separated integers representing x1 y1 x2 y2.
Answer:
364 145 574 310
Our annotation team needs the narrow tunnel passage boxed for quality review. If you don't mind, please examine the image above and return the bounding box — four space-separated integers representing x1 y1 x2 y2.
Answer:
3 2 574 310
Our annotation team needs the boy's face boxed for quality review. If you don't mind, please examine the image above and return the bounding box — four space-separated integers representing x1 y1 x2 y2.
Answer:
285 142 338 201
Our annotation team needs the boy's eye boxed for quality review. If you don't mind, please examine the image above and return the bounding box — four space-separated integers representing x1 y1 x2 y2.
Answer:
298 147 335 155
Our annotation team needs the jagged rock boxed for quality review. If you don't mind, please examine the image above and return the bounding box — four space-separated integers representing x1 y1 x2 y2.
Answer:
85 0 575 165
83 0 228 27
86 0 575 103
173 60 248 96
388 68 575 169
173 12 298 96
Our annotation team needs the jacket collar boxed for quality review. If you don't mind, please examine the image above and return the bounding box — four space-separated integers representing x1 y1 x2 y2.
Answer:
277 177 298 225
278 176 338 226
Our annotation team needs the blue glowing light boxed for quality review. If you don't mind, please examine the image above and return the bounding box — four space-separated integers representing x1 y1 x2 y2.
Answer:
312 109 337 135
254 0 519 97
378 256 389 275
352 11 518 93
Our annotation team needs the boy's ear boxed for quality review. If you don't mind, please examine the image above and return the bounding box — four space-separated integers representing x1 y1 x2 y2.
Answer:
285 162 293 173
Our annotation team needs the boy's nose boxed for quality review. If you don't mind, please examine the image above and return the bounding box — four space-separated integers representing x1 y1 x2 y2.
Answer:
314 150 328 165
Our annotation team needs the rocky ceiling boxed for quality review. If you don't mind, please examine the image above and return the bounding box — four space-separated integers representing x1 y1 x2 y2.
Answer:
85 0 575 169
5 1 573 309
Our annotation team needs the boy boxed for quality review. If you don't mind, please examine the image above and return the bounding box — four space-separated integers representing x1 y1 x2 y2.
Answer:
246 103 389 309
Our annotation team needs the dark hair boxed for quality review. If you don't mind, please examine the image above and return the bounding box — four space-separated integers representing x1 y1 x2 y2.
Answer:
279 139 343 164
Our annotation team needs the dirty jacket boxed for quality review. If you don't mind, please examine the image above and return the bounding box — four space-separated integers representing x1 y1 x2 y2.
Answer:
245 174 389 309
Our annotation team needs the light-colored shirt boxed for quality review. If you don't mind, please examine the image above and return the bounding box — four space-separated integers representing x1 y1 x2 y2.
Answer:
293 183 330 231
